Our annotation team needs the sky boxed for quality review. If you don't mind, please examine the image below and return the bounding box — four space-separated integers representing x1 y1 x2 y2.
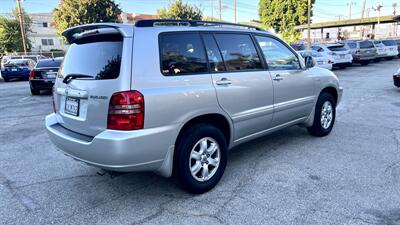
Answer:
0 0 398 23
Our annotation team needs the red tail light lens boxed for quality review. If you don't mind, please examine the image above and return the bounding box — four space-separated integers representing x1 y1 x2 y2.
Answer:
29 69 35 79
107 91 144 130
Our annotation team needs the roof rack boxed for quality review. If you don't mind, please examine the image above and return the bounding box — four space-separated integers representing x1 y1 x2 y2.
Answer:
135 19 264 31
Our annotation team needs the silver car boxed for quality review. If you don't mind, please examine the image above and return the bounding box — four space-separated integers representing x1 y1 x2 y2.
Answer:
46 20 343 194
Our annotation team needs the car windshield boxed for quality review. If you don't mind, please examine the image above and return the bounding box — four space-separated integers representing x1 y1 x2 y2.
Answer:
36 59 62 68
382 40 397 46
374 41 384 47
327 45 347 51
4 60 30 67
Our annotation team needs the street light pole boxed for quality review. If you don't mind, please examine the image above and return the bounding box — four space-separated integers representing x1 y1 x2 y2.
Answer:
16 0 27 54
307 0 311 49
234 0 237 23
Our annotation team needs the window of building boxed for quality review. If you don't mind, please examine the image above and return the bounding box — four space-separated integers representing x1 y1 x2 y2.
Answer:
213 33 262 71
160 33 208 76
41 39 54 46
42 22 48 27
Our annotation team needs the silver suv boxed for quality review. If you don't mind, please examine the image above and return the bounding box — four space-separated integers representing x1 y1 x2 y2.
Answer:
46 20 343 194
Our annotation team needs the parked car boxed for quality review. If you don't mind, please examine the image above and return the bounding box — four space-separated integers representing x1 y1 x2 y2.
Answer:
298 50 333 70
341 40 376 65
394 67 400 88
46 20 343 194
0 59 35 82
312 43 353 69
396 39 400 56
29 57 63 95
1 54 46 68
381 39 399 60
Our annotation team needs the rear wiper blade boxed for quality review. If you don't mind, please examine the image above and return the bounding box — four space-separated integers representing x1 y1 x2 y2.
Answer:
63 74 94 84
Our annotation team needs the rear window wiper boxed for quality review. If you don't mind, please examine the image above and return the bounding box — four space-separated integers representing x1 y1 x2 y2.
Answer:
63 74 94 84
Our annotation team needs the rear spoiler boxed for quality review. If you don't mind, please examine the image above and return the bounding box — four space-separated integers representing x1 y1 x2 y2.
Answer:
62 23 133 44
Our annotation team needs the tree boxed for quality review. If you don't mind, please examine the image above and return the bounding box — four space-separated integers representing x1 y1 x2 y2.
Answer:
259 0 315 43
0 8 31 54
52 0 122 36
157 0 203 20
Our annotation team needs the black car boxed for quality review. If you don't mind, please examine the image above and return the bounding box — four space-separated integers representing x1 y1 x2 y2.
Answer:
29 58 63 95
394 67 400 88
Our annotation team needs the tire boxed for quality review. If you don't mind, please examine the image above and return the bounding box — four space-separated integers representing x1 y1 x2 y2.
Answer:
386 57 393 61
373 58 381 63
173 123 227 194
338 65 347 69
3 77 9 82
360 61 369 66
30 87 40 95
307 92 336 137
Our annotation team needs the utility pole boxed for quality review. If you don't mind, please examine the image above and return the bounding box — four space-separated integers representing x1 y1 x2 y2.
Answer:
211 0 213 20
347 1 356 20
307 0 311 49
16 0 27 54
218 0 222 21
360 0 367 39
234 0 237 23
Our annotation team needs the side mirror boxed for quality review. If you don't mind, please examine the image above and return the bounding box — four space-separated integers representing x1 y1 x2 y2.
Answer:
304 56 315 69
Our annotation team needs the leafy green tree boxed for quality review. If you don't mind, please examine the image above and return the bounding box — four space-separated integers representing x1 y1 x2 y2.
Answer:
259 0 315 43
52 0 122 36
157 0 203 20
0 8 31 54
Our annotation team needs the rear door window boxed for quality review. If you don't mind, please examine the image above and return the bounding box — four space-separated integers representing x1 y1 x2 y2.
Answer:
160 32 208 76
214 33 262 71
347 42 357 49
382 40 397 46
61 35 122 80
327 46 347 51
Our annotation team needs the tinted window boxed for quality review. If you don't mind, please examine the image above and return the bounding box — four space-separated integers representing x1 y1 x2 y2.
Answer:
160 33 207 75
255 36 301 71
359 41 374 49
327 45 347 51
291 44 307 51
214 33 262 71
312 46 324 52
61 35 122 80
347 42 357 49
382 40 397 46
202 34 225 72
36 59 62 68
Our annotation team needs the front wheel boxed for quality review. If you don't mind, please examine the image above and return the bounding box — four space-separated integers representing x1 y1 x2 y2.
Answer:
173 124 227 194
307 92 336 137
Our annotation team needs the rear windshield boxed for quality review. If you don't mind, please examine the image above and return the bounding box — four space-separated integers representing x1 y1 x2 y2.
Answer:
359 41 374 49
347 42 357 49
327 45 347 51
382 40 397 46
61 35 122 80
36 59 62 68
5 60 30 67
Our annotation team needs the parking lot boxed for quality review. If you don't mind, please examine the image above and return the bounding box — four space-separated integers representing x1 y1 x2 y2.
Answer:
1 59 399 225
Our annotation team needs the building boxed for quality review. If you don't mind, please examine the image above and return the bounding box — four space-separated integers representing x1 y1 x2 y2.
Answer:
28 13 68 52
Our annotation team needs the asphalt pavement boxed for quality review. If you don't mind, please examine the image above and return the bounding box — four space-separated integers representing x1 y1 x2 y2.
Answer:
0 59 399 225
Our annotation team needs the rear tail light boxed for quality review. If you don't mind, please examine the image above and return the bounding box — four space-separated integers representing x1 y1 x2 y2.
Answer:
29 69 35 79
107 91 144 130
328 60 334 64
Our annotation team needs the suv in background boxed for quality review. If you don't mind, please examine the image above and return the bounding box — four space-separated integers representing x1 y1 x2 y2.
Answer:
46 20 343 194
381 39 399 60
312 43 353 69
342 40 376 66
29 57 63 95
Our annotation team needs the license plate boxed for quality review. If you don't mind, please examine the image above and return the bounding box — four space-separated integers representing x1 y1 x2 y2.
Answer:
11 68 17 71
65 97 80 116
317 61 323 64
340 55 345 59
46 72 57 79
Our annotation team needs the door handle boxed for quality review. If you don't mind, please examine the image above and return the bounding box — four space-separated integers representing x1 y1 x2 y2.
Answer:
216 78 232 86
273 74 284 81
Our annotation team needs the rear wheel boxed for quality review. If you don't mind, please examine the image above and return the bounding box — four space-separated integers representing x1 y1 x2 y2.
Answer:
373 58 381 62
338 65 347 69
360 60 369 66
307 92 336 137
3 77 9 82
386 57 394 61
174 124 227 194
30 87 40 95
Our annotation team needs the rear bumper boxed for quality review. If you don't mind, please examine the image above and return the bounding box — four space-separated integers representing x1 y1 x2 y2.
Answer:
30 79 54 90
45 113 176 172
1 71 30 78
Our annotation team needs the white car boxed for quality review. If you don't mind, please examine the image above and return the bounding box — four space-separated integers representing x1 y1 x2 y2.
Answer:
312 43 353 69
381 40 399 60
298 50 333 70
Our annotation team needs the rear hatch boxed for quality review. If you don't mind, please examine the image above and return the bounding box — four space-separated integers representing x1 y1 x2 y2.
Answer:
359 41 376 56
53 24 133 137
327 44 350 59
